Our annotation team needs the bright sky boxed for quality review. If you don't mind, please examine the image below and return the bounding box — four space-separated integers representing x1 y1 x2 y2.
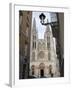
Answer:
32 11 51 39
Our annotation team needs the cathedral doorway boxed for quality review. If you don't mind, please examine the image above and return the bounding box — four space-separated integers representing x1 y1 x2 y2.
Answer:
40 69 44 77
39 63 45 77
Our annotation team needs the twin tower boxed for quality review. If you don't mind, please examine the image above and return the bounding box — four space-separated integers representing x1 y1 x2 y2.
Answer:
29 18 60 78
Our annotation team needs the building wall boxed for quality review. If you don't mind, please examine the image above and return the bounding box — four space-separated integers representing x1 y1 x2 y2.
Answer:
50 12 64 76
19 11 32 79
58 13 64 58
58 13 64 76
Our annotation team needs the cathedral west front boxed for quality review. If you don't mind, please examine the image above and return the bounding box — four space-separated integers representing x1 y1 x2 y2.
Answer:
29 18 60 78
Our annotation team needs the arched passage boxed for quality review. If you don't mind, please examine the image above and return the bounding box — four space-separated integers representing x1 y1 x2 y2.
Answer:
31 65 35 75
39 63 45 77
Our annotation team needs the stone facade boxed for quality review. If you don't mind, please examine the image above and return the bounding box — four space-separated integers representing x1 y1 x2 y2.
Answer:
19 11 32 79
50 13 64 76
30 18 60 78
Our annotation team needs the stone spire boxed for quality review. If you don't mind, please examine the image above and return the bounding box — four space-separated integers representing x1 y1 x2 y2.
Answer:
44 19 50 39
32 17 38 39
46 19 50 32
32 18 36 31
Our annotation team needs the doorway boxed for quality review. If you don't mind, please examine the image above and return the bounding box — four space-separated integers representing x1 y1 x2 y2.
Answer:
40 69 44 77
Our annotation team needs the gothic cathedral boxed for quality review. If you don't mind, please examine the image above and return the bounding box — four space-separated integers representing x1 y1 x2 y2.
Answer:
30 18 60 78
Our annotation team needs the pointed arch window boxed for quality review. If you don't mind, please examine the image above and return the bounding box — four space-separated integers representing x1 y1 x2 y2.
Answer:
32 42 34 49
47 36 50 43
32 52 35 61
32 41 36 49
35 42 36 49
47 42 50 49
47 36 50 49
48 52 51 60
33 35 36 40
31 65 35 75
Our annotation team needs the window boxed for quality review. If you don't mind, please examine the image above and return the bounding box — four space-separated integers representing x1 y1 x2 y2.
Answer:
31 65 35 75
32 41 36 49
48 52 50 60
32 52 35 61
33 36 34 40
47 36 50 43
47 42 50 49
32 70 34 75
33 35 36 40
35 42 36 49
32 42 34 49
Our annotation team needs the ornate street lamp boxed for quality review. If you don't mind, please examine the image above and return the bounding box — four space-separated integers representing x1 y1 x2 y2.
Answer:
39 13 58 26
39 13 46 24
